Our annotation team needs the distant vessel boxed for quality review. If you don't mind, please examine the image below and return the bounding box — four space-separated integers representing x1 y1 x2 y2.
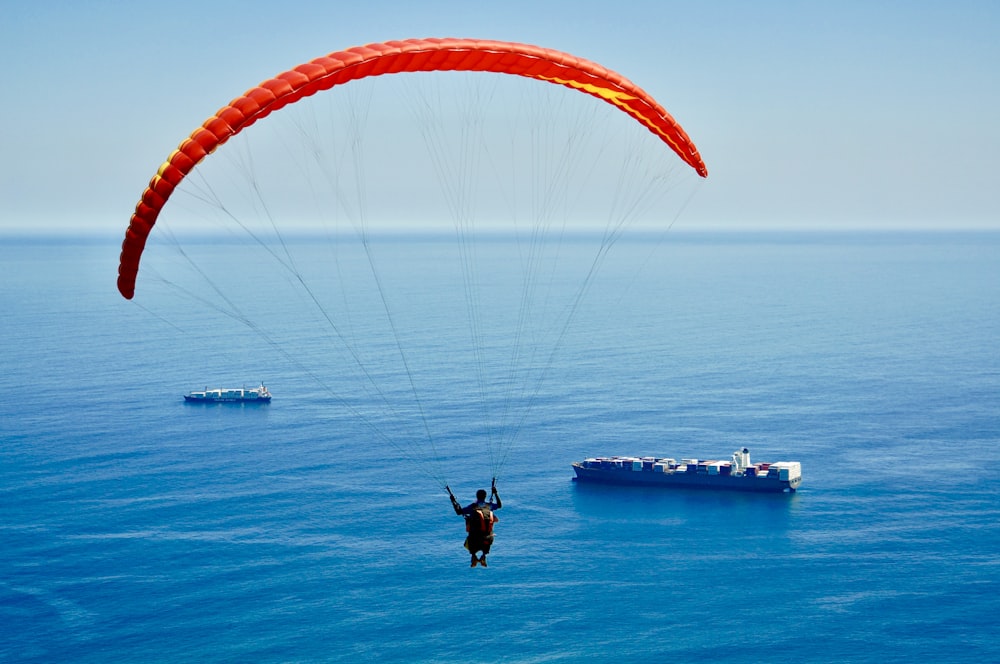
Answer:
183 384 272 403
572 448 801 493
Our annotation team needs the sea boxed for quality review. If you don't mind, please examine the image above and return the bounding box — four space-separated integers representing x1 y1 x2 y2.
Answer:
2 231 998 663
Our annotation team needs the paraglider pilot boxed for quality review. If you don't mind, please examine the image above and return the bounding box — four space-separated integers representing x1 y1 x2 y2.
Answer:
447 479 501 567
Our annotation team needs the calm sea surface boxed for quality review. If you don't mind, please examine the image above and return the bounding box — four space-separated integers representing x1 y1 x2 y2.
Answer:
2 232 998 663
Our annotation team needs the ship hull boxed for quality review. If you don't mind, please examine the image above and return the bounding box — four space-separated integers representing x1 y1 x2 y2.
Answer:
572 463 799 493
183 395 271 403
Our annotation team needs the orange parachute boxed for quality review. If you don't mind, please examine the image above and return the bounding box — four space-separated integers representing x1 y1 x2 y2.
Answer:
117 38 708 299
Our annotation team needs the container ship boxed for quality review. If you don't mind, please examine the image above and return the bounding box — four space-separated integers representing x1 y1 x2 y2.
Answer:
183 384 272 403
572 448 801 493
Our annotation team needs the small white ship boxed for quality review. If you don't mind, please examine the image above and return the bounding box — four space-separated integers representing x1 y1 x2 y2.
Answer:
183 383 272 403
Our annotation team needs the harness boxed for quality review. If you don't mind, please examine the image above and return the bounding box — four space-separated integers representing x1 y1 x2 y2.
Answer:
467 504 494 536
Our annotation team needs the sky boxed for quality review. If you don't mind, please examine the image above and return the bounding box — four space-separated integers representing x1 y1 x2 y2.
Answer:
2 0 998 234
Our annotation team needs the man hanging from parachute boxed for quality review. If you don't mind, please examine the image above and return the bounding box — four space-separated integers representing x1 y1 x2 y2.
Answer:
115 38 707 565
448 480 501 567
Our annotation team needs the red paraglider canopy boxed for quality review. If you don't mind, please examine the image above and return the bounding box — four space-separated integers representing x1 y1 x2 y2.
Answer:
117 37 708 299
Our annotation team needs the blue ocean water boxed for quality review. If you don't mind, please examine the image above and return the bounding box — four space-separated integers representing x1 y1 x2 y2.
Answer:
2 232 999 663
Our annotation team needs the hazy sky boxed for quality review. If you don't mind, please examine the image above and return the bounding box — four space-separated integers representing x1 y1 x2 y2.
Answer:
2 0 998 233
